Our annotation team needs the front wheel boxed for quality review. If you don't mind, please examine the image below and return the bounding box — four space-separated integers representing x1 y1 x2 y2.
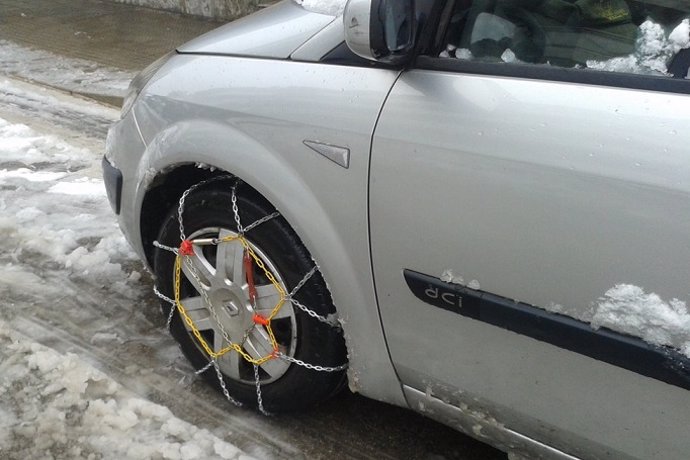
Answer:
153 182 347 412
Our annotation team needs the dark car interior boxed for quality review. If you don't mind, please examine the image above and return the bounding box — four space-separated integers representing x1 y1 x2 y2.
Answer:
441 0 690 73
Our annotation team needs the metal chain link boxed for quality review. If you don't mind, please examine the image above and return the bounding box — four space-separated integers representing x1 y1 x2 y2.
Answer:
153 286 177 329
243 211 280 233
290 297 339 327
254 364 270 416
178 192 187 240
231 183 243 234
276 352 348 372
175 180 281 413
153 285 175 305
195 361 214 375
287 266 340 327
155 176 351 415
212 360 242 407
177 175 234 240
153 240 179 254
289 266 317 297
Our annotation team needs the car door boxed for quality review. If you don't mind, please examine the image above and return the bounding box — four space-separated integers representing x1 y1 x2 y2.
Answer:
369 1 690 458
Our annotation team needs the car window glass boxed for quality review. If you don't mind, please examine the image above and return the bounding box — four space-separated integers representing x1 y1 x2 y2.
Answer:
436 0 690 77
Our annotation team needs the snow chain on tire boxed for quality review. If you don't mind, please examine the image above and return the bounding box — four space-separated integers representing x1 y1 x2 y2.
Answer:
153 176 347 415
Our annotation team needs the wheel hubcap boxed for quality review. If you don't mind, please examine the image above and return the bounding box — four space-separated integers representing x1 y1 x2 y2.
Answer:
178 227 297 383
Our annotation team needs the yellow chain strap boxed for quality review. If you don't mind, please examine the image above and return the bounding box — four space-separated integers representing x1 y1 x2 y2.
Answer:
173 234 287 365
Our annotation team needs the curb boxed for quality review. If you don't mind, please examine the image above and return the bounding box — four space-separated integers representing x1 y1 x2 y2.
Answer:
2 74 123 110
110 0 268 21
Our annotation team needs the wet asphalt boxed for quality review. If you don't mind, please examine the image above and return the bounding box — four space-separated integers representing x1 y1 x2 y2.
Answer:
0 0 223 71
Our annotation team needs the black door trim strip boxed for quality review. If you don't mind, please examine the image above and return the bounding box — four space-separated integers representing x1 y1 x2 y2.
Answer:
404 269 690 391
414 56 690 95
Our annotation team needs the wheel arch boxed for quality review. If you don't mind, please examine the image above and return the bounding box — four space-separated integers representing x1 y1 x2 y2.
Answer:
140 164 222 268
135 120 345 269
132 120 408 407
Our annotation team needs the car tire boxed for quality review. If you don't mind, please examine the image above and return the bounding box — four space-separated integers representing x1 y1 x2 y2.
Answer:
153 183 347 412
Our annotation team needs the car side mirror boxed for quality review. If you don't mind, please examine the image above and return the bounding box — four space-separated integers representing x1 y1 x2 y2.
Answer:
343 0 416 65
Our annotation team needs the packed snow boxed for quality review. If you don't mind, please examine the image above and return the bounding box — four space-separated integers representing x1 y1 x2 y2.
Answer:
592 285 690 357
0 110 252 459
441 268 464 286
293 0 346 16
0 116 90 166
547 285 690 358
0 323 253 460
587 19 690 76
0 116 135 290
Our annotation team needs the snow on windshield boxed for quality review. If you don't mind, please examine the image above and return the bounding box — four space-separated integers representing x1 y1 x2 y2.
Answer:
293 0 346 16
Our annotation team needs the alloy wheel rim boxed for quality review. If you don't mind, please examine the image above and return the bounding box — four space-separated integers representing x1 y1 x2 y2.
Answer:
178 227 297 384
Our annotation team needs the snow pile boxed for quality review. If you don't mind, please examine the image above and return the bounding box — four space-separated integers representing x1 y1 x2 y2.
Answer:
669 18 690 50
0 118 88 167
293 0 346 16
0 115 138 293
49 177 107 197
592 284 690 356
0 323 253 460
587 19 690 75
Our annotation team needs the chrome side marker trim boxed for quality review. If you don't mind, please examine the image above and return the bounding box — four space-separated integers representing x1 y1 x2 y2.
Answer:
303 140 350 169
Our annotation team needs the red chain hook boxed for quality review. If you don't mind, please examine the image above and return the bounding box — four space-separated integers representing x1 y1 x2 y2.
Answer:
246 250 270 326
179 240 194 256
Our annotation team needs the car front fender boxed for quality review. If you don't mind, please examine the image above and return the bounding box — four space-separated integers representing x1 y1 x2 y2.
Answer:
131 117 407 407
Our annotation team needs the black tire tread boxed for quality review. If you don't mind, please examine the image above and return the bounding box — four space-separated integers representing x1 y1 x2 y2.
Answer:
153 185 347 412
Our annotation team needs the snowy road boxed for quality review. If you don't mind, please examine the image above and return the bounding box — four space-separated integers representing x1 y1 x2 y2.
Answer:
0 77 505 460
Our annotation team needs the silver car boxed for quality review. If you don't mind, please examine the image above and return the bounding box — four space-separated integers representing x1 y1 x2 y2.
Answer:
104 0 690 458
